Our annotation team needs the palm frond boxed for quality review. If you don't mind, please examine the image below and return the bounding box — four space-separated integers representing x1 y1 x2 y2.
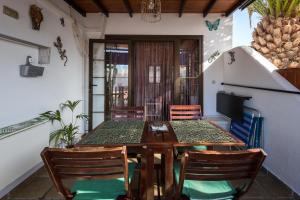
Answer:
49 129 65 147
76 114 88 120
248 0 300 19
60 100 81 112
40 110 62 124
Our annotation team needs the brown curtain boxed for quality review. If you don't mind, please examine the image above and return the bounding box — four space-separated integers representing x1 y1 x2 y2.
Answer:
179 40 200 105
133 41 174 121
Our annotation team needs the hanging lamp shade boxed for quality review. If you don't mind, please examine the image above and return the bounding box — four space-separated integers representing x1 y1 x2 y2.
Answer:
141 0 162 23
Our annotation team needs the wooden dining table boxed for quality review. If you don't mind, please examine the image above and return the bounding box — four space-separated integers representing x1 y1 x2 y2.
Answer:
77 120 245 200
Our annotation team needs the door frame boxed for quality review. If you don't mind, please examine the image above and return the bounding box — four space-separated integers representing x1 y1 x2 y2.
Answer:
88 35 203 130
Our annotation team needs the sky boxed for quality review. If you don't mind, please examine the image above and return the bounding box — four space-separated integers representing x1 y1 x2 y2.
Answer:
232 9 261 47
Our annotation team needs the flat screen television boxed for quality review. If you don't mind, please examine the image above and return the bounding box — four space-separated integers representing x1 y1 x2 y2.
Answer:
216 92 251 122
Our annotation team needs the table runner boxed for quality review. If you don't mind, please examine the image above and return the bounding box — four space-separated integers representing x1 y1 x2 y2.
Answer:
79 121 145 145
170 120 237 144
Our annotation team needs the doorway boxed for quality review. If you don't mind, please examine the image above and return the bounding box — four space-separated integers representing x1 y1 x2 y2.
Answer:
134 41 174 121
88 36 203 130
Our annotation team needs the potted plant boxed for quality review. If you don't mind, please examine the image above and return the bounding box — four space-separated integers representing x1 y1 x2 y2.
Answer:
249 0 300 69
40 100 88 148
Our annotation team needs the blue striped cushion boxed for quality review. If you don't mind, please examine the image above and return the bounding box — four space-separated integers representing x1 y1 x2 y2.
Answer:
230 112 256 147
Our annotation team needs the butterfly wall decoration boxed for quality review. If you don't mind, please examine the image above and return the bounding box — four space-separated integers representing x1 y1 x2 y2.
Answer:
205 19 220 31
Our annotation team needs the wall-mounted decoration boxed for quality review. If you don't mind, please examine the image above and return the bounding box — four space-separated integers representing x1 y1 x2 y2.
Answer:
60 17 65 27
3 6 19 19
228 51 236 65
20 56 44 77
208 51 221 63
205 19 220 31
54 36 68 66
29 5 43 30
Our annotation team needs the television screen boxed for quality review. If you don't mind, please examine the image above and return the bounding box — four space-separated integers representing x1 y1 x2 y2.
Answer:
217 92 250 122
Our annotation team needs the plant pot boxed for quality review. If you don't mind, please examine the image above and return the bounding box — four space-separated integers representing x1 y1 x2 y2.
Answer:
277 68 300 90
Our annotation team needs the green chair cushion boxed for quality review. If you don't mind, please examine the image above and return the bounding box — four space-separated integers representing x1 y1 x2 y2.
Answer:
71 162 135 200
176 145 207 154
174 163 236 200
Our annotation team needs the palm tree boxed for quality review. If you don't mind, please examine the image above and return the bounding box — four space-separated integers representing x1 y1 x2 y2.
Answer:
249 0 300 69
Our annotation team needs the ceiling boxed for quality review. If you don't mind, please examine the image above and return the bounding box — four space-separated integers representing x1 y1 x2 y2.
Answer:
63 0 253 17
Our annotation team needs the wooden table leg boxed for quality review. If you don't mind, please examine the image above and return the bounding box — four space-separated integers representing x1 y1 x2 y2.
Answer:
140 146 155 200
163 147 174 199
146 152 155 200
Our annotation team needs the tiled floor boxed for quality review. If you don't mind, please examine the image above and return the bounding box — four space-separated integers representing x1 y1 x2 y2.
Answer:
1 166 299 200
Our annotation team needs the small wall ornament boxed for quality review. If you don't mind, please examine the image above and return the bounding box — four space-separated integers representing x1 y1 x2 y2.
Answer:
29 5 43 30
228 51 236 65
3 6 19 19
60 17 65 27
205 19 220 31
208 51 221 63
54 36 68 66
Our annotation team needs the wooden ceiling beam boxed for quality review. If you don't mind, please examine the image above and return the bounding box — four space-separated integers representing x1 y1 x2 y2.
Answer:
63 0 86 17
203 0 218 18
178 0 187 17
92 0 109 17
123 0 133 17
225 0 247 17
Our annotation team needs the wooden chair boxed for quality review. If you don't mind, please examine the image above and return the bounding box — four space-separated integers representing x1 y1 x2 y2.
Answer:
41 146 135 200
174 149 267 200
169 105 202 121
111 106 144 121
169 105 205 153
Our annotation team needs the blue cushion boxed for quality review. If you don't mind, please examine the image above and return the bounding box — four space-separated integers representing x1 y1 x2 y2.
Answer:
230 112 255 148
174 163 236 200
71 162 135 200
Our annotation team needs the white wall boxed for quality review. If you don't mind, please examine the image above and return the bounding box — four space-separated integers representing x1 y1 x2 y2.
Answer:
0 123 50 197
0 0 86 196
104 13 233 116
0 0 85 128
220 46 300 195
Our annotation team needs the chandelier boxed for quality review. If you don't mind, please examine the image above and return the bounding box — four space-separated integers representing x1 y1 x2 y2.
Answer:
141 0 161 23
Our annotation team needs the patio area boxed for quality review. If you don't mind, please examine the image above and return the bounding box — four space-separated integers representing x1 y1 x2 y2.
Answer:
1 0 300 199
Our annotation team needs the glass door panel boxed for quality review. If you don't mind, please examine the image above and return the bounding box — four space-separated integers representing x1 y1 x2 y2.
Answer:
90 42 105 130
105 43 129 120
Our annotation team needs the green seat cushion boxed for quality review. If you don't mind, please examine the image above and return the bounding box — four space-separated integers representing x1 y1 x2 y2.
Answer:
176 145 207 154
174 163 236 200
71 163 135 200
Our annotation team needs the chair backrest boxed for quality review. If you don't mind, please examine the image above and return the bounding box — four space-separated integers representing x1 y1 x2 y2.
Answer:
169 105 202 121
175 149 266 199
111 106 144 121
41 146 129 199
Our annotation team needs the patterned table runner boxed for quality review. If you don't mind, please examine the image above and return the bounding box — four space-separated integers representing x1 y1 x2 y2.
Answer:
170 120 237 144
79 121 145 145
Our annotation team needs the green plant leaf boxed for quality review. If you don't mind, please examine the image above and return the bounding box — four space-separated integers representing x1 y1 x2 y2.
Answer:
248 0 300 18
40 110 61 124
76 114 88 120
49 128 65 147
60 100 81 112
